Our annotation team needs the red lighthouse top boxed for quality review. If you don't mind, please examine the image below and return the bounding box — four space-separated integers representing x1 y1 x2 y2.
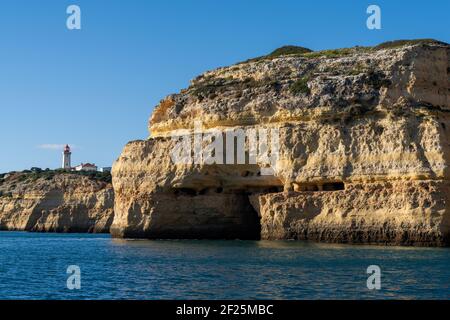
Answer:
64 144 71 152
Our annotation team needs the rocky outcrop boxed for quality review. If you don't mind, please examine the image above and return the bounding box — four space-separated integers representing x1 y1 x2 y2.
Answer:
0 171 114 233
252 181 450 246
112 40 450 246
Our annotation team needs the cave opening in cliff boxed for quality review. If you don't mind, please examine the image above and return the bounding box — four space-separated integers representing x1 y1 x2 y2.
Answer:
171 187 262 240
236 193 261 240
173 185 283 197
244 186 283 195
294 182 345 192
322 182 345 191
173 188 197 196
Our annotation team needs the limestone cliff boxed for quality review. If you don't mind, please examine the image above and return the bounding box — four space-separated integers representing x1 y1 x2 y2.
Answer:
0 171 114 233
112 39 450 246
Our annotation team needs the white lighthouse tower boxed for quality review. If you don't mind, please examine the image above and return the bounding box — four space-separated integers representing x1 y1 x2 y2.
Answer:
62 144 72 170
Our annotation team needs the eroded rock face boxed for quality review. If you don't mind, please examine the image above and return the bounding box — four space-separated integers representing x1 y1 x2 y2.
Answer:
0 172 114 233
251 181 450 246
112 40 450 245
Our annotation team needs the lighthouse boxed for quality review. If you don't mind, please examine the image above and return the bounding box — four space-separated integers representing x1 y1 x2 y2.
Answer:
62 144 72 170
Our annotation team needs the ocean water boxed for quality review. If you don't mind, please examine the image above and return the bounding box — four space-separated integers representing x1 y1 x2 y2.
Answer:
0 232 448 300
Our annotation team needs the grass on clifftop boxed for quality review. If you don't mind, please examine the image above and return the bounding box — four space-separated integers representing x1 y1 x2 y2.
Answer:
240 45 313 64
373 39 448 50
238 39 448 64
266 45 313 58
0 169 112 188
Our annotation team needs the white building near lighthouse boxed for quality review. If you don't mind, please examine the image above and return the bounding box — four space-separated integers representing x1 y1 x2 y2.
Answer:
74 163 98 172
62 144 72 169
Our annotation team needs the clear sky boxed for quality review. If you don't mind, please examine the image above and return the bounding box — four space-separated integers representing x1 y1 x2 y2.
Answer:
0 0 448 172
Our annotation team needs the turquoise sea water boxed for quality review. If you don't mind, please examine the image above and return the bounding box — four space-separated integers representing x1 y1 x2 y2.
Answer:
0 232 448 300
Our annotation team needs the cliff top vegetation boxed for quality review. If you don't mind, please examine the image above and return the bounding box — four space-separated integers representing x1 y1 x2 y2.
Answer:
0 169 112 193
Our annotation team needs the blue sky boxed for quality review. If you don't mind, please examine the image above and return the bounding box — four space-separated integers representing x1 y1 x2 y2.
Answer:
0 0 448 172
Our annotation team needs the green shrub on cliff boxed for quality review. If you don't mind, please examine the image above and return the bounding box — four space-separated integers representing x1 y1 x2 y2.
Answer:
71 170 112 183
18 175 28 182
0 191 11 197
191 76 275 101
290 77 310 95
3 169 112 185
238 45 313 64
267 45 313 58
27 170 55 182
302 48 354 59
96 172 112 183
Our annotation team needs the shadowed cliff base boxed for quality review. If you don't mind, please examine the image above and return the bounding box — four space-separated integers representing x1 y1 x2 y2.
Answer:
110 191 261 240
